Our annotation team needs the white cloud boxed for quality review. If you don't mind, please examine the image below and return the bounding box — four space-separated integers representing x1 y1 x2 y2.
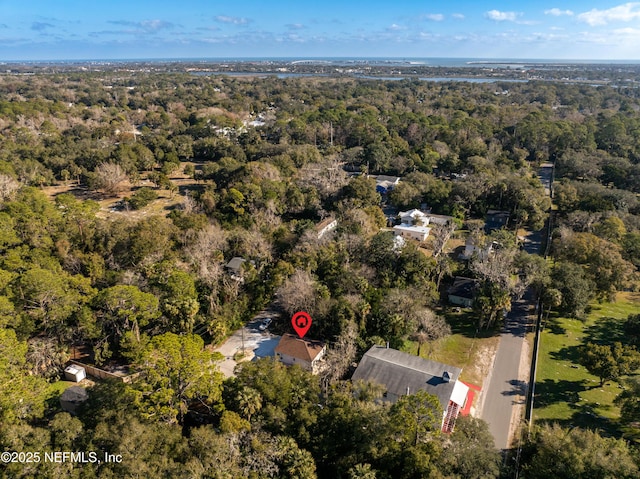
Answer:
485 10 520 22
578 3 640 26
106 19 176 34
452 13 465 20
214 15 250 25
387 23 406 31
544 8 574 16
612 26 640 39
424 14 444 22
140 20 173 31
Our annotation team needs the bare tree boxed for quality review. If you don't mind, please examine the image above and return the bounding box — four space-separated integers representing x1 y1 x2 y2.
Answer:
232 228 274 266
276 269 318 316
431 222 456 258
411 309 451 356
320 321 359 391
470 247 517 291
93 162 129 196
185 224 228 311
26 337 70 380
296 155 348 200
0 174 20 202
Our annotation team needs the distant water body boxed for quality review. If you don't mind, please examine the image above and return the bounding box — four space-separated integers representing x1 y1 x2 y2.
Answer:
11 57 640 67
191 71 529 84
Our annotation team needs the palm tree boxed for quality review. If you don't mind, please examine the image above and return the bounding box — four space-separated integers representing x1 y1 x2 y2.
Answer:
236 386 262 423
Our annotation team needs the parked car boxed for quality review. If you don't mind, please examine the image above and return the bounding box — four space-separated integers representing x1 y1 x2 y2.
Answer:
258 318 272 331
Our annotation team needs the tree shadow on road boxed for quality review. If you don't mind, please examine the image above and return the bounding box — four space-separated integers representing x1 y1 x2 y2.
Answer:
502 379 527 396
502 379 527 404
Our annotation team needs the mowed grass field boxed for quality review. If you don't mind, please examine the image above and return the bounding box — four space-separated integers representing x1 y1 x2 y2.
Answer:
533 292 640 434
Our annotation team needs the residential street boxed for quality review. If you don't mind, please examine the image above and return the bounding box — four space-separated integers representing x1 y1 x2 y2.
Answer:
479 165 550 449
479 288 533 449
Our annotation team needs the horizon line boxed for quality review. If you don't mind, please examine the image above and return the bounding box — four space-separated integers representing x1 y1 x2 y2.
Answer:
2 56 640 64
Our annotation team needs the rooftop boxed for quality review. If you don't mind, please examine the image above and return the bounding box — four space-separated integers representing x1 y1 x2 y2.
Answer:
225 257 246 271
275 334 325 362
352 346 464 409
393 224 431 234
447 277 479 300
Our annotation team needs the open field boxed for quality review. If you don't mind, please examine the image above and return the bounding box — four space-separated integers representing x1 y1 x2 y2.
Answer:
401 308 500 388
40 162 203 220
533 292 640 434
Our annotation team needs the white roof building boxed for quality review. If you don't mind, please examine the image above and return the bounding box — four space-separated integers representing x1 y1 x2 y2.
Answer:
398 209 430 226
393 224 431 242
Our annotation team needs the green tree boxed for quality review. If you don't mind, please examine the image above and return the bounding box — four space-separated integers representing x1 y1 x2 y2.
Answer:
581 342 640 386
389 390 442 447
17 267 95 339
437 415 501 479
230 358 320 445
552 261 594 319
342 176 380 209
92 284 160 355
132 332 224 424
520 423 639 479
623 313 640 346
615 377 640 439
0 328 49 423
126 186 158 210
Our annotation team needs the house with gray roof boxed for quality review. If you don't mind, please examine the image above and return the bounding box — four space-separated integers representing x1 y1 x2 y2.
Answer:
351 345 470 432
447 277 479 308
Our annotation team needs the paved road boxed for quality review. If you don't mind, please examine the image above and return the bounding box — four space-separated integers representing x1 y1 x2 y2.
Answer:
480 289 533 449
480 161 552 449
537 163 554 197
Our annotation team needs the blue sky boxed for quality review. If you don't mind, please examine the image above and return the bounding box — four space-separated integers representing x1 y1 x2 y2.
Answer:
2 1 640 60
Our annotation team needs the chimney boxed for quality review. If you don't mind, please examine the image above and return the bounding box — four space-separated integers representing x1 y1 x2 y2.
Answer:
443 371 451 383
386 341 389 349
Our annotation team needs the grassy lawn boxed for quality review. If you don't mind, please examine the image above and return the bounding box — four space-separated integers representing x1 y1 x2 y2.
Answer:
401 308 500 387
533 292 640 434
48 379 77 396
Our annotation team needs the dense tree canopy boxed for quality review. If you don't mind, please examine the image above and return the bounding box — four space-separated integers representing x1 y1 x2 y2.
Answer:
1 68 640 478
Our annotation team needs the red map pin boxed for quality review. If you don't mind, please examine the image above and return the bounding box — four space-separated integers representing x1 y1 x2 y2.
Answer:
292 311 312 339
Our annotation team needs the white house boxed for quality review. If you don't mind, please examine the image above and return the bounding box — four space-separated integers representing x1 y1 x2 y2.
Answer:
275 334 326 374
460 236 494 260
315 217 338 239
398 209 430 226
426 213 454 226
393 224 431 242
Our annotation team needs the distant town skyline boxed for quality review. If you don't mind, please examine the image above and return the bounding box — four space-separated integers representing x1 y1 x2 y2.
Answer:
2 1 640 61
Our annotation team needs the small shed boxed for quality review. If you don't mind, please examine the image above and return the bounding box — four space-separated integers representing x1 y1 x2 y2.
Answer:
60 386 89 414
64 364 86 382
